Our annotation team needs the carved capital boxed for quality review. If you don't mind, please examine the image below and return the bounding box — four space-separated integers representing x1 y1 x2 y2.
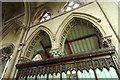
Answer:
49 48 64 58
102 35 113 47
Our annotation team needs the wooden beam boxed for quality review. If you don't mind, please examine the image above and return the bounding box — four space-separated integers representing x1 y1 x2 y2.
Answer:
40 41 50 58
97 36 101 48
66 39 73 54
45 46 51 49
65 34 101 49
66 34 96 43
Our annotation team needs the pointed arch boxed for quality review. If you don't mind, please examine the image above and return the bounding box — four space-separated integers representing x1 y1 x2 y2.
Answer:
56 13 105 51
0 43 15 50
23 25 54 59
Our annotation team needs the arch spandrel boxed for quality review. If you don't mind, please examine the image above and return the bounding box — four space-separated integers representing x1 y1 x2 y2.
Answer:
56 13 105 52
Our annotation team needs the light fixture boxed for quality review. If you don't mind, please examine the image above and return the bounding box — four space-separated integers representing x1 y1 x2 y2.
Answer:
43 13 48 17
73 3 79 8
66 7 72 11
17 46 21 51
46 16 51 20
68 1 74 6
19 42 23 46
40 18 44 22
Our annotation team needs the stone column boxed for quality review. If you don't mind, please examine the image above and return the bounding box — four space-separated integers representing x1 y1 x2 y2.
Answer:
4 28 25 78
4 2 31 79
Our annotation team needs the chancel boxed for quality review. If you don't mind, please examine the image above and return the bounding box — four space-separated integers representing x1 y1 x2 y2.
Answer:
0 0 120 80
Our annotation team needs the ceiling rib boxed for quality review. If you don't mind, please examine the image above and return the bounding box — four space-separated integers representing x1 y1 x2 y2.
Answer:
66 34 96 43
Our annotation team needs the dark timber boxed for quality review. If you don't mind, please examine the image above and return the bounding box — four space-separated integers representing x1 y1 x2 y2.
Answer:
16 47 115 69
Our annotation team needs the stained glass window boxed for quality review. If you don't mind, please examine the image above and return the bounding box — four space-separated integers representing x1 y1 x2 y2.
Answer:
32 54 42 62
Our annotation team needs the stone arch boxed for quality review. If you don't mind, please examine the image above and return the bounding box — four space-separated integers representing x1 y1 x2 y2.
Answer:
23 25 54 59
0 43 15 51
56 13 105 52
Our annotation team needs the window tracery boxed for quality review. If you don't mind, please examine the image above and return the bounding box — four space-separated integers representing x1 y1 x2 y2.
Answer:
33 9 51 24
64 0 80 12
32 54 42 62
39 11 51 22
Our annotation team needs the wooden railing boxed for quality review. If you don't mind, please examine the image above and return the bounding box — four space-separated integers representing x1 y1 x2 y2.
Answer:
16 47 119 80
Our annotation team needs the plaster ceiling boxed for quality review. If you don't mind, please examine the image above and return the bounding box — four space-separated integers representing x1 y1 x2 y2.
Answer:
2 2 45 24
2 2 24 23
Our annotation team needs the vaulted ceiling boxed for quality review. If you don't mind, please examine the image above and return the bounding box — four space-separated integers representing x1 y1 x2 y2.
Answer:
2 2 24 23
2 2 103 59
2 2 46 24
2 2 46 40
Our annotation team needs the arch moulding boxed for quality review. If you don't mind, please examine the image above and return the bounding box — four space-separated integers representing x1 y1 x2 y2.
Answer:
21 25 54 59
55 13 106 51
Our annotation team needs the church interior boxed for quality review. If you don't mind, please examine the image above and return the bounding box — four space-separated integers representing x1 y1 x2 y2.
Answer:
0 0 120 80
